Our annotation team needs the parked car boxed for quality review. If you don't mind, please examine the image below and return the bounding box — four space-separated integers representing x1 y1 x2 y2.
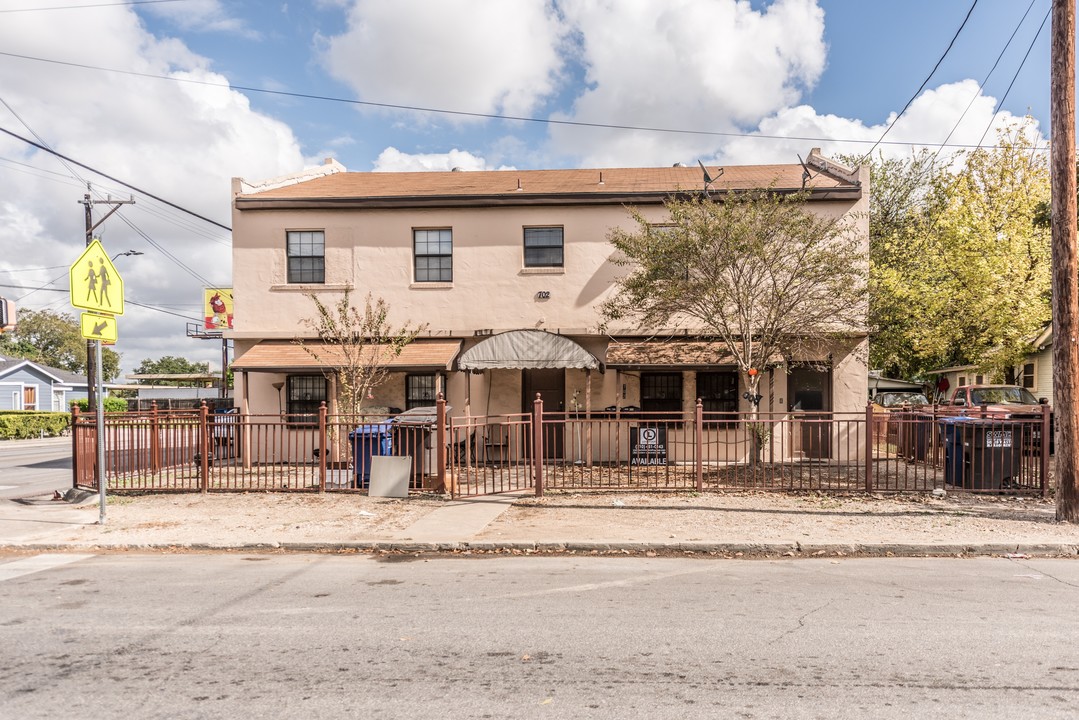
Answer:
940 384 1052 453
872 391 929 410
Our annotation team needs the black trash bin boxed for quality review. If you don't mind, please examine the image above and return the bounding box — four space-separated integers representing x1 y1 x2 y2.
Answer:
938 416 1020 490
348 423 393 488
894 411 932 461
390 406 447 488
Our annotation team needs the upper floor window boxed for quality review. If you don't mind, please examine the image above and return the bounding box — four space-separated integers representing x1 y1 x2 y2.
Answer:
286 375 326 425
698 371 738 425
414 229 453 283
524 227 564 268
641 372 682 414
287 230 325 284
406 374 437 410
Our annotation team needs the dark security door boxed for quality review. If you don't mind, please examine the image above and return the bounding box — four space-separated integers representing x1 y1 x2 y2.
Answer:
788 367 831 459
524 368 565 459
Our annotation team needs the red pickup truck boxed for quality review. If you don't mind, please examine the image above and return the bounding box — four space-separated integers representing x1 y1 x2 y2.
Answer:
941 384 1053 451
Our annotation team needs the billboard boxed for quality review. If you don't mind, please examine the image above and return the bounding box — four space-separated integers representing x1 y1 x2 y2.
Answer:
204 288 234 331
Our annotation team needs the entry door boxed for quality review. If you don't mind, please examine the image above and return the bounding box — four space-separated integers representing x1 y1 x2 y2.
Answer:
788 367 831 459
523 369 565 459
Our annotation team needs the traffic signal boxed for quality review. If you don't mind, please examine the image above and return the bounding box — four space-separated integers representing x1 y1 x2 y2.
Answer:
0 297 15 333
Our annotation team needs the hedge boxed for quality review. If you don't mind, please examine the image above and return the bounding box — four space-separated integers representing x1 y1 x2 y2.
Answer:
71 397 129 413
0 411 71 440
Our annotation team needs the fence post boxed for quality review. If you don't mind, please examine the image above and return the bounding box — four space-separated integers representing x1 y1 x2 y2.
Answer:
1042 403 1051 498
865 401 874 493
695 398 704 492
318 402 327 493
71 404 80 489
533 394 544 497
436 393 447 495
150 401 160 474
199 402 210 493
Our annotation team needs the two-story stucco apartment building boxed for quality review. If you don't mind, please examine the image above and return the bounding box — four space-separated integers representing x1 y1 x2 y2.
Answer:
229 151 869 459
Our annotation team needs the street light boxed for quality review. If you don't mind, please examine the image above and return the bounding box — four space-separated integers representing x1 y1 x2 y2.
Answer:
111 249 143 260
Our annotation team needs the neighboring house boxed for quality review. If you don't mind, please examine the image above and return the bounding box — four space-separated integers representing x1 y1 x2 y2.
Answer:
228 152 869 460
930 324 1053 406
0 354 89 411
868 371 925 400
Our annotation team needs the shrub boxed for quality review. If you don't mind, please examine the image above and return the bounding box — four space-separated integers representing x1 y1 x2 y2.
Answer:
0 411 71 440
71 396 129 413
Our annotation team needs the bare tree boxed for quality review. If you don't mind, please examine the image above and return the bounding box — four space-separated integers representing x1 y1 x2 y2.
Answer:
298 289 426 416
602 190 867 427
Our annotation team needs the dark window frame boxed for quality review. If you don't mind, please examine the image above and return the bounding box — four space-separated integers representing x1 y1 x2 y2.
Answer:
1020 362 1035 389
413 228 453 283
640 372 683 414
286 230 326 284
405 374 437 410
698 371 739 427
286 375 327 426
523 226 564 268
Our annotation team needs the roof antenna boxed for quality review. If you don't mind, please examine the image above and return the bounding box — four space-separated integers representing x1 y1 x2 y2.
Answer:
698 160 723 195
796 154 813 189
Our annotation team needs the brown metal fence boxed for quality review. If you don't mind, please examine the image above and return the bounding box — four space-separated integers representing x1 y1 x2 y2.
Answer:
71 398 1052 497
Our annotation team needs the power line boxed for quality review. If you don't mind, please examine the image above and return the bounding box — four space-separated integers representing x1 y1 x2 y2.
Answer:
0 49 1041 153
0 0 188 13
975 6 1051 149
0 282 203 323
858 0 980 164
0 126 231 232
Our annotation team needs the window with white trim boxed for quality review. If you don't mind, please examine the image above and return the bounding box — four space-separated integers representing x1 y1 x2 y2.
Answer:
414 229 453 282
523 227 564 268
286 230 325 284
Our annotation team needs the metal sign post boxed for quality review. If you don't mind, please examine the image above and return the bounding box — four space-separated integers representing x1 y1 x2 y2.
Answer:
95 339 106 525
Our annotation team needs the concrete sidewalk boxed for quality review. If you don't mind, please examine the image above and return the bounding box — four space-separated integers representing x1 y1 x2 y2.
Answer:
0 485 1077 558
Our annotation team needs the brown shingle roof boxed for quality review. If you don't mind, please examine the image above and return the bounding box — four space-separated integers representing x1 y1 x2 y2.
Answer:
605 340 783 369
232 340 461 372
237 164 855 205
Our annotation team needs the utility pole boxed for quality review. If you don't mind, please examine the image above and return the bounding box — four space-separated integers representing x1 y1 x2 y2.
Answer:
1051 0 1078 521
81 188 134 409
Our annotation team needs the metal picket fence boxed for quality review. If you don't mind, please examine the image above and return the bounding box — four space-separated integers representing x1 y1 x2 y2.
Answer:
72 397 1052 497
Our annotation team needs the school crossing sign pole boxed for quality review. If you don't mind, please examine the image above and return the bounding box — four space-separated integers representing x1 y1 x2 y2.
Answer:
69 238 125 524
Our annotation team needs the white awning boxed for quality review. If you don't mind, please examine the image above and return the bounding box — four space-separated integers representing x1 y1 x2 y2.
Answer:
458 330 601 371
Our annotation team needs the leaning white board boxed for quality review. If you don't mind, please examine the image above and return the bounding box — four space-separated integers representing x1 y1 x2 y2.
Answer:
368 455 412 498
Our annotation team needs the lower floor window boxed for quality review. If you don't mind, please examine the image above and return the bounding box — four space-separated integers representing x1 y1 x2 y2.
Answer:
406 374 437 410
640 372 683 413
698 371 738 426
287 375 326 424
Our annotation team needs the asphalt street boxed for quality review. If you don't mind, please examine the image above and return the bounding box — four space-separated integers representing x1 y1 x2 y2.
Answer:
0 437 71 500
1 553 1077 719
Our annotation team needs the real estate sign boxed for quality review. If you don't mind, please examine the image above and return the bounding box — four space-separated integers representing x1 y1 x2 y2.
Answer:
630 425 668 466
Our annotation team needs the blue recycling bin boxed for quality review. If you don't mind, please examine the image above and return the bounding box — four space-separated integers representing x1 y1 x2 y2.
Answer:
349 423 393 488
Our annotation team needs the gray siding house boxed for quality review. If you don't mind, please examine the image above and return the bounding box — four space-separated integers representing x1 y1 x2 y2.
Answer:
0 355 89 411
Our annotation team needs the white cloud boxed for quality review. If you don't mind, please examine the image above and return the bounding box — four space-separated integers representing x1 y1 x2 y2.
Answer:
372 147 514 172
0 1 304 373
717 80 1047 167
321 0 568 120
548 0 827 166
142 0 257 37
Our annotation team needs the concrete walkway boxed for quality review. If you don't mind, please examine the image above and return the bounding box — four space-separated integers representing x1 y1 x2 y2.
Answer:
390 491 527 542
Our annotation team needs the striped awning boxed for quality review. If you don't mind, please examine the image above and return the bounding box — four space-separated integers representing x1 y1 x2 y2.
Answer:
232 340 461 372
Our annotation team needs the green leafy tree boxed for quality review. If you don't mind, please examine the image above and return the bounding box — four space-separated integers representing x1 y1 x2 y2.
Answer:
299 289 426 416
134 355 210 385
0 308 121 381
602 190 867 424
865 121 1051 380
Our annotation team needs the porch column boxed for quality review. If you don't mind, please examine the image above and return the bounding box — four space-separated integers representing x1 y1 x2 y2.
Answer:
241 371 251 470
585 368 593 466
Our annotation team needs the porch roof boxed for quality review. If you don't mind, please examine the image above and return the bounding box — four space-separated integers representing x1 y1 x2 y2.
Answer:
458 330 601 370
232 340 462 373
604 340 782 370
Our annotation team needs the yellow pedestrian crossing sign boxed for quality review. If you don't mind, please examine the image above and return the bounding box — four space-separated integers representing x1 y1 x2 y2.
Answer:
70 239 124 315
80 312 118 342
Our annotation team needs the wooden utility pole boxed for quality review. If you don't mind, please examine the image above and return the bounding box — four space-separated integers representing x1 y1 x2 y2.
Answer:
1051 0 1079 521
81 189 134 410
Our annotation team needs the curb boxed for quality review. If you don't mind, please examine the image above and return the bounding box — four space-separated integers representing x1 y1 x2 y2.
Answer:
1 541 1076 558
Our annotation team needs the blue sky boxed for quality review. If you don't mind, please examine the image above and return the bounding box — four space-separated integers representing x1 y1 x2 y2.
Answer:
0 0 1058 373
